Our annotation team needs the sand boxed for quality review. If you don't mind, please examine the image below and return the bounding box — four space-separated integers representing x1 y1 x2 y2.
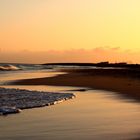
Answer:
12 68 140 101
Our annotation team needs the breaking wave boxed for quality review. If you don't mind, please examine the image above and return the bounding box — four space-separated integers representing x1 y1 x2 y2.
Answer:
0 64 21 71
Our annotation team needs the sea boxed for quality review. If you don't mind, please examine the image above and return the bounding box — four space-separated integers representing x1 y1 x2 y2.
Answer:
0 63 140 140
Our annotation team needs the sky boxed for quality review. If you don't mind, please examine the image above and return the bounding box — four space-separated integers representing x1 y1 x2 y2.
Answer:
0 0 140 63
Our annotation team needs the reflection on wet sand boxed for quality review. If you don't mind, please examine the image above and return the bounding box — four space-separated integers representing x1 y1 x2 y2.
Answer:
0 85 139 140
0 70 140 140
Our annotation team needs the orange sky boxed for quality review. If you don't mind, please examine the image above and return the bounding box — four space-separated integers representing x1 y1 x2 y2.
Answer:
0 0 140 63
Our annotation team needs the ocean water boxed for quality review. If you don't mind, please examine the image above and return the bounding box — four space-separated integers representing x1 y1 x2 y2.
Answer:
0 66 140 140
0 63 124 72
0 63 50 71
0 63 91 71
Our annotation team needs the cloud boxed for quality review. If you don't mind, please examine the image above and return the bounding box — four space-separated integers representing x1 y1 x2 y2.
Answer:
0 48 139 64
111 47 120 51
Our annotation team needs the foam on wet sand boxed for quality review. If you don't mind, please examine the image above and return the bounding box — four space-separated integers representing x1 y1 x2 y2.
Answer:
0 87 75 115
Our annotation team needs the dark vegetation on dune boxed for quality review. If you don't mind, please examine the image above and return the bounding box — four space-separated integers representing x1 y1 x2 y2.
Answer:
43 62 140 79
61 68 140 79
43 62 140 69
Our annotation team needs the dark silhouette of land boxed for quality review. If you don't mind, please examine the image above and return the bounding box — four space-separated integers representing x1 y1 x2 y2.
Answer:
43 62 140 69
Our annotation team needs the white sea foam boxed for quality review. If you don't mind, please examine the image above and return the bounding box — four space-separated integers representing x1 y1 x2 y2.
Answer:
0 64 21 71
0 87 75 115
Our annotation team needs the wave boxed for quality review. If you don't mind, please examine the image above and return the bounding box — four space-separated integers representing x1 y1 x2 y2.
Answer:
0 63 52 71
0 64 22 71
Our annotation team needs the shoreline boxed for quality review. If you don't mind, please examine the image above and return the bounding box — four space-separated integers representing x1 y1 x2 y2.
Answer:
0 87 75 115
12 68 140 102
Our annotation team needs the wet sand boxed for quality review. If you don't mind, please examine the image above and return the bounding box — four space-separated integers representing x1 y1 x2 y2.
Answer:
0 85 140 140
1 69 140 140
12 68 140 101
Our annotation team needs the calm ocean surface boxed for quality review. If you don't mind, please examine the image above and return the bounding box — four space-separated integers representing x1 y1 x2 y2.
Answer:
0 67 140 140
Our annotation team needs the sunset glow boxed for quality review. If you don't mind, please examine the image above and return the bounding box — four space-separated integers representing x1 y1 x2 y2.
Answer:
0 0 140 63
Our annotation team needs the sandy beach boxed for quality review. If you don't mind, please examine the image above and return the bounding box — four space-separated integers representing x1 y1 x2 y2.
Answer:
12 68 140 101
1 68 140 140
